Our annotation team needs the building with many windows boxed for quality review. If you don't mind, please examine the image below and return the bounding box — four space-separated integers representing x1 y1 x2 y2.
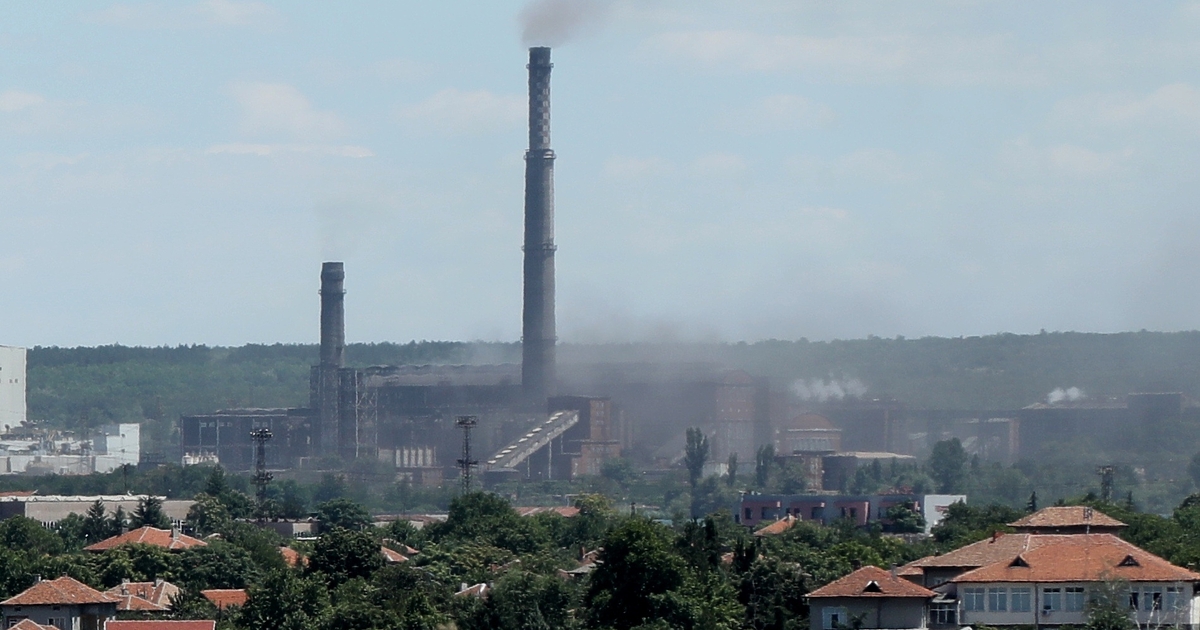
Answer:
807 507 1200 629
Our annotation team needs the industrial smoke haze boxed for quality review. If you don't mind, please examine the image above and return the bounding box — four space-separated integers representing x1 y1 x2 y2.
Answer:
791 377 868 402
519 0 611 47
1047 386 1085 404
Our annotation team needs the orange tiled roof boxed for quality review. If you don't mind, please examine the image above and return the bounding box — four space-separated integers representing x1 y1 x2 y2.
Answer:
381 546 408 563
754 515 798 537
201 589 247 610
104 580 180 609
808 566 937 599
84 527 207 552
105 622 216 630
1 576 120 606
0 490 38 498
954 533 1200 583
900 533 1038 574
1008 506 1125 530
9 620 58 630
279 546 306 567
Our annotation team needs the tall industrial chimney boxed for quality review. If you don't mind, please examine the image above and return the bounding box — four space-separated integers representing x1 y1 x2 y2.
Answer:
522 47 557 404
316 261 345 456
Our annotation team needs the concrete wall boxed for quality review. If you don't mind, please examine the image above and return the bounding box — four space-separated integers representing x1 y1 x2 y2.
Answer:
0 346 26 429
809 597 927 630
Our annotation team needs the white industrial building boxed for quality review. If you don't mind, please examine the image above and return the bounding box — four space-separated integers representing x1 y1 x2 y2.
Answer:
0 423 140 475
0 346 26 429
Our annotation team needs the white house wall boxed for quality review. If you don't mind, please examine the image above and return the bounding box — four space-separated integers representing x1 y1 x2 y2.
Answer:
0 346 26 429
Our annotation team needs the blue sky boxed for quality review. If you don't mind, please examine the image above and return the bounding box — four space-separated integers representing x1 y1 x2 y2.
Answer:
4 1 1200 346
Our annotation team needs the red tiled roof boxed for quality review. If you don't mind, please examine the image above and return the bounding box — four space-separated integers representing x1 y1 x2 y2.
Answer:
381 546 408 563
754 515 798 537
279 546 306 567
9 620 58 630
104 622 216 630
1008 506 1125 529
85 527 207 552
201 589 247 610
899 533 1037 574
104 580 180 608
111 594 166 611
954 534 1200 583
808 566 937 599
0 490 38 497
1 576 120 606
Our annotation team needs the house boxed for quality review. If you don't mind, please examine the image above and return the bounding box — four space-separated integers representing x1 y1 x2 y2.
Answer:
807 566 937 630
884 507 1200 629
0 576 119 630
953 533 1200 628
199 589 246 611
9 620 59 630
102 580 180 612
84 527 206 552
381 547 408 563
754 515 798 537
103 622 216 630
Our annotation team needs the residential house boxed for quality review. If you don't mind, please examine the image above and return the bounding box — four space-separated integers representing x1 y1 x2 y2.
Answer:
739 493 964 534
807 566 937 630
103 622 216 630
84 527 206 553
102 580 180 613
199 590 246 611
0 576 119 630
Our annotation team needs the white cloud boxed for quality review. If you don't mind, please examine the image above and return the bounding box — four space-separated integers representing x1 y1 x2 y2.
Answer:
645 30 1044 86
1059 83 1200 133
228 82 347 140
86 1 278 29
0 90 46 112
205 143 373 158
999 137 1131 178
396 89 524 135
728 94 834 132
690 152 747 176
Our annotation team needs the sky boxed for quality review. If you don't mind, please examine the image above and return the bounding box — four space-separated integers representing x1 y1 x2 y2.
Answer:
4 1 1200 347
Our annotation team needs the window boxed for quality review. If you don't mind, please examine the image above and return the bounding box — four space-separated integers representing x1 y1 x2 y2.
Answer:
1165 586 1184 611
1043 587 1062 612
964 588 986 611
1065 587 1085 612
1143 587 1163 611
761 507 769 519
930 602 957 625
1011 588 1032 612
988 588 1008 611
822 606 848 630
744 508 752 521
811 507 822 519
1128 590 1140 611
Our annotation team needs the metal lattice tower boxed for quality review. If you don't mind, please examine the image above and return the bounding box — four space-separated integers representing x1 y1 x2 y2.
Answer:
251 428 273 510
456 416 479 494
1097 465 1116 502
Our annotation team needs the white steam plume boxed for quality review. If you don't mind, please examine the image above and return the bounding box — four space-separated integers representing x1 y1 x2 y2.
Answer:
519 0 612 47
1047 386 1085 404
791 377 868 402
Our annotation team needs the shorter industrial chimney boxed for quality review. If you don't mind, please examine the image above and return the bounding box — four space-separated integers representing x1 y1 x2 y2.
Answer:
315 262 345 456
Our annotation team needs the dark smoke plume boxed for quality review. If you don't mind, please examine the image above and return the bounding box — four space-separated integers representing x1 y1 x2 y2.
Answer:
519 0 611 47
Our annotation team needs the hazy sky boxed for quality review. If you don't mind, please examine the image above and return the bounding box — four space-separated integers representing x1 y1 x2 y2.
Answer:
4 1 1200 347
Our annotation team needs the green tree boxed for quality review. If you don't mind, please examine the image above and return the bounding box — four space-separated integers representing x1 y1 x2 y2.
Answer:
460 571 573 630
427 492 542 555
1084 579 1134 630
315 498 372 532
109 506 129 536
725 453 738 488
132 496 171 529
754 445 775 488
178 541 261 590
601 458 638 488
83 500 110 544
186 493 231 536
0 516 65 556
928 439 968 493
882 502 925 534
308 527 385 587
585 518 687 629
684 428 710 490
54 513 88 550
237 568 331 630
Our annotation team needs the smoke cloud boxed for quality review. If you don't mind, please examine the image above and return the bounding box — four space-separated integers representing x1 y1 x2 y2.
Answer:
519 0 612 47
1047 386 1085 404
792 377 868 402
